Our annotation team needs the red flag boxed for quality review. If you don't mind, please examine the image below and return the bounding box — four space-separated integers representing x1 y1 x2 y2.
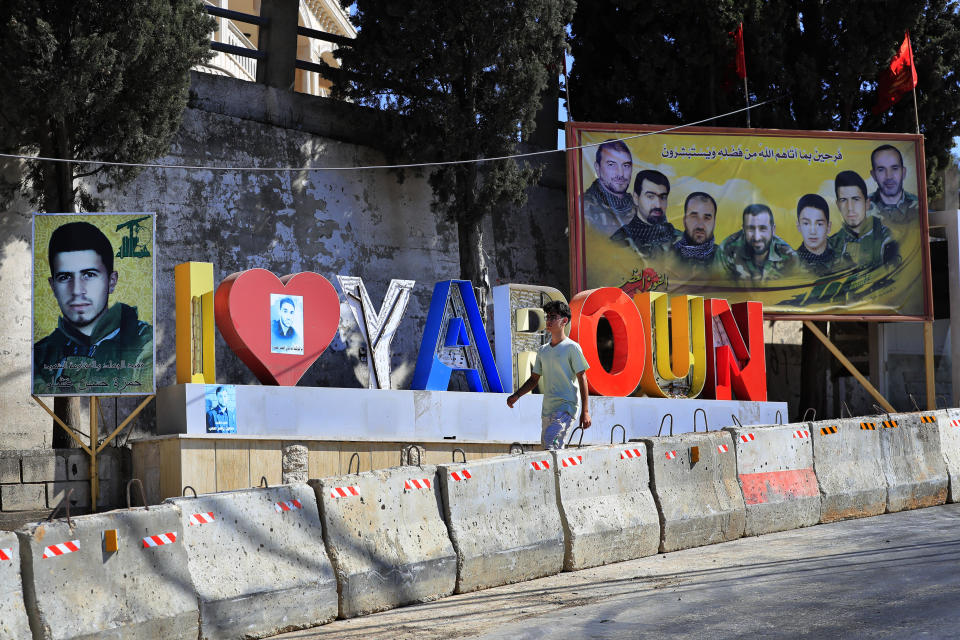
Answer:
730 23 746 80
872 31 918 115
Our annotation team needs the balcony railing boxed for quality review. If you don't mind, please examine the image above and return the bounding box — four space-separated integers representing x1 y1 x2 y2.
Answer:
202 15 259 81
198 1 352 96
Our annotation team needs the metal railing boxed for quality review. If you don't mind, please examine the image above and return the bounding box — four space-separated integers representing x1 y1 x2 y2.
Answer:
204 15 260 80
201 1 352 93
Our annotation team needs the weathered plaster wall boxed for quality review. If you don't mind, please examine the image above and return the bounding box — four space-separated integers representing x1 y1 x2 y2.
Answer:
0 73 569 445
0 204 50 449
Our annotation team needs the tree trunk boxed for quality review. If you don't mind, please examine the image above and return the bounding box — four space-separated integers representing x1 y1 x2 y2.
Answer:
41 118 81 448
457 216 490 315
52 397 87 448
799 321 830 420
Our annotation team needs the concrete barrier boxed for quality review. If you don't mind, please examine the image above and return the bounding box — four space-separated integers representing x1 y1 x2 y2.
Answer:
311 465 456 618
439 452 564 593
639 431 745 553
0 531 31 640
810 418 887 523
724 423 820 535
879 412 948 512
17 504 198 640
551 444 659 570
933 408 960 502
166 483 337 639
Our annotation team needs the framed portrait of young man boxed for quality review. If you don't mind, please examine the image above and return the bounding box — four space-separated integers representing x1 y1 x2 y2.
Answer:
32 213 156 395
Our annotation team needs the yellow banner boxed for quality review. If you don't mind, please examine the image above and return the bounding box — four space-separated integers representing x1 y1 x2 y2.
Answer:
569 125 930 318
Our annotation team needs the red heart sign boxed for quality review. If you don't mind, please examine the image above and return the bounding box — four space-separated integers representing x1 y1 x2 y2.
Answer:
214 269 340 386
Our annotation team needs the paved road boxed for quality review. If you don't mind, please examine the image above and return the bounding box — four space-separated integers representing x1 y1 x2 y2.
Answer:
272 503 960 639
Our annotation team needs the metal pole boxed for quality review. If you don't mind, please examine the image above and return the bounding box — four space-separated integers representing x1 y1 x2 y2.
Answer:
924 322 936 410
90 396 99 512
743 76 751 128
912 85 920 135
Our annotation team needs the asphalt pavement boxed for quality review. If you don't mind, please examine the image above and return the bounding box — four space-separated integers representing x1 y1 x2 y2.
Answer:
271 503 960 640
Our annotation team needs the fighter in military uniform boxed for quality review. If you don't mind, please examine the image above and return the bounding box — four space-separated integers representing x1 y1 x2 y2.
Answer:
830 170 900 269
867 144 919 225
582 139 636 237
611 169 678 258
670 191 720 274
718 204 798 282
794 193 851 277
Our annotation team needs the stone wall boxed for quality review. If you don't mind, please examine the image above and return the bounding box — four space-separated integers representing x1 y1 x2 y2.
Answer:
0 447 129 515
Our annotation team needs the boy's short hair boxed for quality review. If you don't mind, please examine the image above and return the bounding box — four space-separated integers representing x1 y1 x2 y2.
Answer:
542 300 571 320
796 194 830 221
48 221 115 274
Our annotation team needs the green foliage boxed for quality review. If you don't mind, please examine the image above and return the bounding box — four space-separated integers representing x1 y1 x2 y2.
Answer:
569 0 960 197
333 0 574 291
0 0 214 210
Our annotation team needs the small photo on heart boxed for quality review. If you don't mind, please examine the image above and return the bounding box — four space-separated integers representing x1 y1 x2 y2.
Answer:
270 293 304 355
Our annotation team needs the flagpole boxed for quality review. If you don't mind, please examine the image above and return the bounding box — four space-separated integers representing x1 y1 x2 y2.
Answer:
743 76 751 128
912 85 920 135
908 30 919 135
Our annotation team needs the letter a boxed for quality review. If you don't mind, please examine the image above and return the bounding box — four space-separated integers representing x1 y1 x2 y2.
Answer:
411 280 503 392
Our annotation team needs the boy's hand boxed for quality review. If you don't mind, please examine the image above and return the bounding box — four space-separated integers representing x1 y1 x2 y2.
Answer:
580 410 592 429
506 393 517 408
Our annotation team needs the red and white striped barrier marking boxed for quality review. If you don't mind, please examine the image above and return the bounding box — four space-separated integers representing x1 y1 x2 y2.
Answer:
404 478 432 490
189 512 215 526
952 419 960 428
142 532 177 548
451 469 472 481
275 499 303 512
330 486 360 499
793 430 810 439
717 444 729 453
0 548 12 561
620 448 643 459
561 456 583 468
42 540 79 559
739 433 755 442
531 460 551 471
665 450 678 460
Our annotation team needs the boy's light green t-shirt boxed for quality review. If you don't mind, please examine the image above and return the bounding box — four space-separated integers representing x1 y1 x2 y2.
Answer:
532 337 590 418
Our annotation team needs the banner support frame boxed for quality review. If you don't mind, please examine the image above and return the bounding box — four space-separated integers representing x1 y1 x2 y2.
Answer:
802 321 895 413
924 321 935 410
31 394 155 512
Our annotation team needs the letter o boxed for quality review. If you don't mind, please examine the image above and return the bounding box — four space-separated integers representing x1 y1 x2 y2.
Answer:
569 287 646 397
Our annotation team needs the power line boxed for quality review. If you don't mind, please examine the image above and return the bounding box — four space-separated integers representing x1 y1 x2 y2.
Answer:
0 98 778 174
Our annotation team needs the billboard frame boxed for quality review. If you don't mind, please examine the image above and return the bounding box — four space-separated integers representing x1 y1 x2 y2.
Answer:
565 121 933 322
31 212 157 396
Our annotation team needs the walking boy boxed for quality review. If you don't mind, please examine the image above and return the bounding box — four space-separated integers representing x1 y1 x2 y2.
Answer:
506 300 591 449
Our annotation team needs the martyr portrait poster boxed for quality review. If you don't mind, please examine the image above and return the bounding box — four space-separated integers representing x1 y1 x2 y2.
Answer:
567 123 932 320
32 213 156 395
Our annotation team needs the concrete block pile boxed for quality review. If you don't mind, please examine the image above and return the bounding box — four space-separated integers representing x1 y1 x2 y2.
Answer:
0 448 129 513
2 407 959 639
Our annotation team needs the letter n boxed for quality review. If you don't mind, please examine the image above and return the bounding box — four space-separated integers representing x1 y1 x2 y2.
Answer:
703 300 766 401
